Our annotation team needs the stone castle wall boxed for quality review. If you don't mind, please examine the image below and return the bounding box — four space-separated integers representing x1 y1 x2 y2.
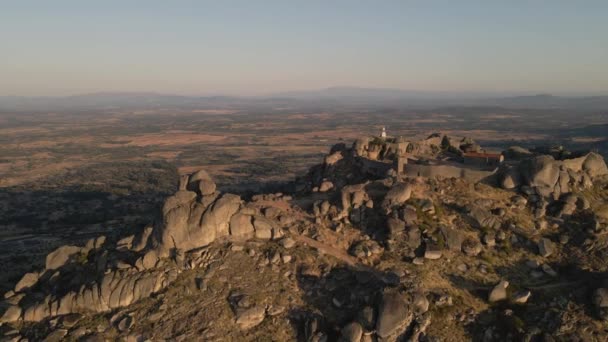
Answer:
404 163 495 182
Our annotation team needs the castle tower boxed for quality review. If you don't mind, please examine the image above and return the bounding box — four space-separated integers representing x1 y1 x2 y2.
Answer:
381 126 387 139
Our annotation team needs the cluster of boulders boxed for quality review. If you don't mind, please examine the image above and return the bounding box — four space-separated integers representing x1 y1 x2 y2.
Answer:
300 284 431 341
1 170 294 324
499 152 607 199
1 232 181 323
441 135 482 155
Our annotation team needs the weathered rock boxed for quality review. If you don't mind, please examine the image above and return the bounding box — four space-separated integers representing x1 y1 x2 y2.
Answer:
386 217 405 238
520 155 560 189
44 328 68 342
382 183 412 209
358 306 375 331
14 272 39 292
340 321 363 342
513 290 531 304
280 237 296 249
162 190 197 217
235 306 266 330
132 226 153 252
116 235 135 251
156 192 241 255
319 181 334 192
424 248 442 260
341 183 369 212
401 206 418 225
376 290 413 339
46 245 82 270
406 227 422 249
253 216 274 240
582 152 608 178
413 292 429 314
488 280 509 302
229 213 254 240
85 236 106 251
482 233 496 247
469 207 502 230
187 170 216 195
537 238 555 257
117 315 133 332
325 151 343 165
141 250 159 269
500 167 521 189
0 305 22 323
198 179 217 196
441 227 465 251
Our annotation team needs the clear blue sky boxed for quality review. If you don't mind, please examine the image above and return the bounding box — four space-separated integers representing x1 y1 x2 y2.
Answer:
1 1 607 96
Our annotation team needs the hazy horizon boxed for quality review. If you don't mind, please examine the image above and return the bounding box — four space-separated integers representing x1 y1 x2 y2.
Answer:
2 87 608 99
2 1 608 96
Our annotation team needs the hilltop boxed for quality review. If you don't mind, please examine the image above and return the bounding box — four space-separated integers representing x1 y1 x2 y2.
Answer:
1 133 608 341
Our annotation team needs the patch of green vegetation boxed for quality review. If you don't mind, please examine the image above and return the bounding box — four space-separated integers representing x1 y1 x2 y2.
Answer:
432 230 446 250
434 203 445 218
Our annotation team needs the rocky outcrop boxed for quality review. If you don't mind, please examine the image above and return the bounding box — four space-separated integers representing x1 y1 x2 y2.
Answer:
0 169 288 324
151 172 246 257
18 268 177 322
498 152 608 200
341 183 370 213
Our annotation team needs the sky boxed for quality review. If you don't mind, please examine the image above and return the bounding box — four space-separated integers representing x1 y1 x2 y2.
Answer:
1 1 608 96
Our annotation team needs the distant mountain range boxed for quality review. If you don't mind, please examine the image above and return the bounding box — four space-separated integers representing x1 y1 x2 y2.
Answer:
1 88 607 111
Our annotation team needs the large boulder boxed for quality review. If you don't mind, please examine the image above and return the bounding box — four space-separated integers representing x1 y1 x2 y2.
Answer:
341 183 368 212
353 137 370 157
46 245 82 270
155 192 241 254
520 155 560 189
16 269 178 322
229 213 254 240
376 290 413 339
582 152 608 178
381 183 412 209
253 216 275 240
188 169 213 184
468 206 502 230
235 306 266 330
441 227 465 251
198 194 242 241
340 322 363 342
187 170 217 196
488 280 509 302
157 203 193 255
14 272 40 292
499 166 521 189
0 305 22 323
162 191 197 217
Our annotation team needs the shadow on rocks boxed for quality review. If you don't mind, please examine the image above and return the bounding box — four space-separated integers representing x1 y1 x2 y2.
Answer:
289 265 399 341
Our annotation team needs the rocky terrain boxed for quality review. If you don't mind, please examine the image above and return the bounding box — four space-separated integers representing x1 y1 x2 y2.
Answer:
2 134 608 342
